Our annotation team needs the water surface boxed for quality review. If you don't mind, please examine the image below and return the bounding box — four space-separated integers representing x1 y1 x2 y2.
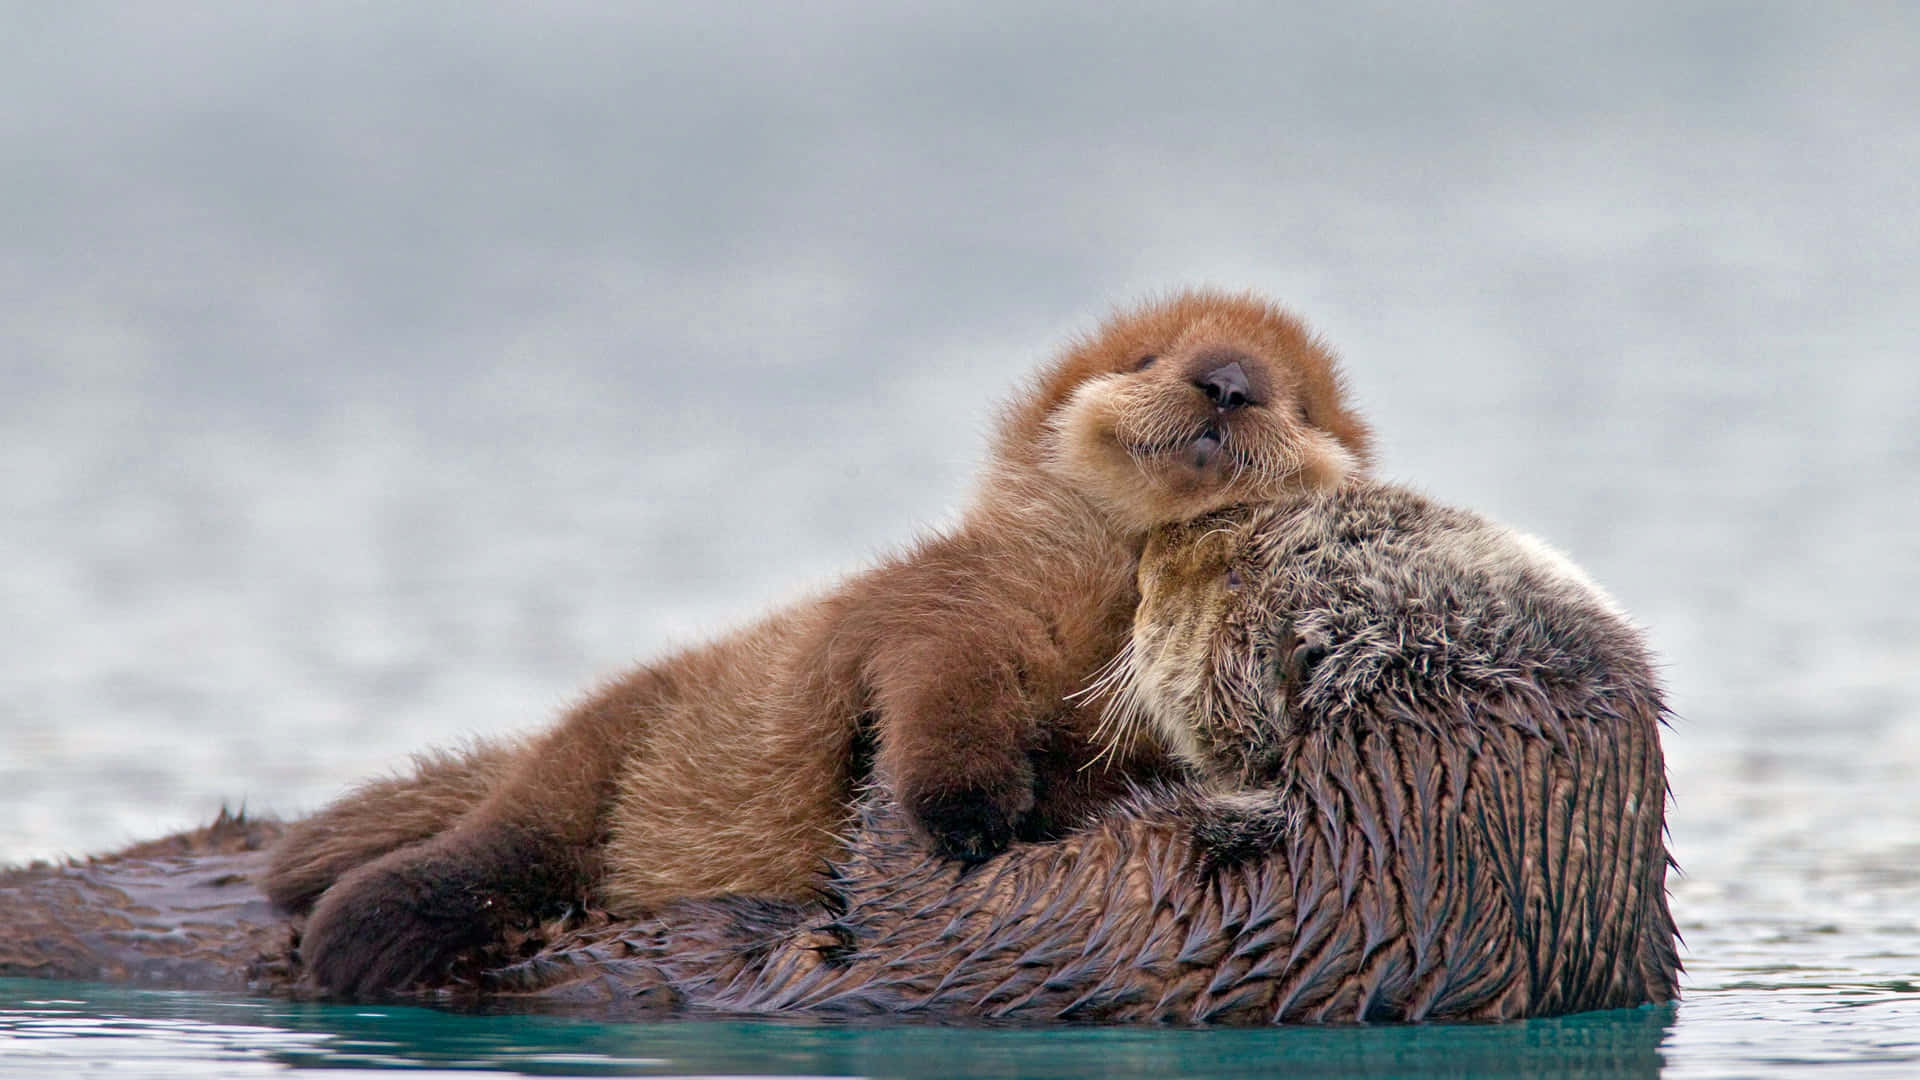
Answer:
2 979 1680 1078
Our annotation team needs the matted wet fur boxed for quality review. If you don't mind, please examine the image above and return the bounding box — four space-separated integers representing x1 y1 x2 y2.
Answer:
2 483 1678 1022
0 809 287 991
262 290 1374 998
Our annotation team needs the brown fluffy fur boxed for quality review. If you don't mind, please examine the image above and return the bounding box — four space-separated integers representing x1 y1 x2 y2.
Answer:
261 290 1373 998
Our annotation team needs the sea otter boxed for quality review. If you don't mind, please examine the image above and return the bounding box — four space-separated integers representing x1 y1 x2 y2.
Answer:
261 290 1375 998
487 481 1679 1021
0 483 1678 1022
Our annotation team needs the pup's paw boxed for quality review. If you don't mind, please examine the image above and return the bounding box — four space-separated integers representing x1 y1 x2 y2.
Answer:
900 754 1036 864
297 846 497 999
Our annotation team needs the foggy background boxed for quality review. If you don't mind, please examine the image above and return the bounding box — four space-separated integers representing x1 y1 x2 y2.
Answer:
3 6 1917 1056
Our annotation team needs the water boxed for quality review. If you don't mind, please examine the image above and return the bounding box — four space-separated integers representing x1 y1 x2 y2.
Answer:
1 979 1679 1078
4 3 1919 1075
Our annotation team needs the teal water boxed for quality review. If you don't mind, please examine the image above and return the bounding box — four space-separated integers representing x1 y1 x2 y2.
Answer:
1 979 1679 1078
7 972 1920 1078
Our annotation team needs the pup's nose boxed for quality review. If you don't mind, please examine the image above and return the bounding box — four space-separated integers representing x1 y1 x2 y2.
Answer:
1196 362 1251 411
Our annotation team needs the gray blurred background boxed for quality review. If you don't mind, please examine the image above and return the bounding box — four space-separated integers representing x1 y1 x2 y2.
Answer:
2 3 1917 1028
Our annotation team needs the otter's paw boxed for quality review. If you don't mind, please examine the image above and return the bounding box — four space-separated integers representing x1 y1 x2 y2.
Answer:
908 788 1017 862
297 845 500 999
1190 791 1299 877
901 759 1036 863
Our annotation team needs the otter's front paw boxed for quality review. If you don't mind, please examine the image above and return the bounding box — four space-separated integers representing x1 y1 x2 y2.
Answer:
901 755 1036 863
297 845 499 998
908 788 1019 862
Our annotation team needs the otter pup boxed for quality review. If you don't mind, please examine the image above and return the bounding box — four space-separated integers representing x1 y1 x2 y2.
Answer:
263 290 1374 998
543 482 1675 1022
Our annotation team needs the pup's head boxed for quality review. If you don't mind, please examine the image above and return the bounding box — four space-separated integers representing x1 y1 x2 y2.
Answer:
1008 290 1372 533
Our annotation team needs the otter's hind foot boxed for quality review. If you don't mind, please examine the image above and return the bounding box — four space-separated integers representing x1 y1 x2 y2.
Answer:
297 826 579 999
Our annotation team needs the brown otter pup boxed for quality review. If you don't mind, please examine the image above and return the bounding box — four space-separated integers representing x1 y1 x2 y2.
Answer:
499 481 1674 1021
262 290 1374 998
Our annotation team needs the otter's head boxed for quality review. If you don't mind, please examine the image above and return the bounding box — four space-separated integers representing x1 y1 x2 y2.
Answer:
1004 291 1373 534
1100 482 1658 789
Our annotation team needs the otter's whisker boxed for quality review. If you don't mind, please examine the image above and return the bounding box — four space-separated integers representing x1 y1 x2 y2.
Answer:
1074 640 1145 772
1200 520 1242 545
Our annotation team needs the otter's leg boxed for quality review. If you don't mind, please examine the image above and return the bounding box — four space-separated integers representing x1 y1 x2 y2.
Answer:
598 695 862 911
262 741 520 914
866 615 1062 862
292 673 654 999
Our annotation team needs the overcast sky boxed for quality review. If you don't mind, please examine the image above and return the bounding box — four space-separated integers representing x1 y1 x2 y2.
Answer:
9 4 1912 440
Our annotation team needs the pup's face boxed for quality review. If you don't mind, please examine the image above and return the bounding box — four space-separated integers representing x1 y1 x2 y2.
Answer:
1036 291 1372 533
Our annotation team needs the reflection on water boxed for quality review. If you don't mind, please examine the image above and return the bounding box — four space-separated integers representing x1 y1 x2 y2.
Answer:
0 979 1676 1079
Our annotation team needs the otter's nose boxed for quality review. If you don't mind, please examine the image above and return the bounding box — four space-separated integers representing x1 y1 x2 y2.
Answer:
1196 362 1252 411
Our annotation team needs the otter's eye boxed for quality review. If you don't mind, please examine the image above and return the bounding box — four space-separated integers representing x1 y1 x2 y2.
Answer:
1225 567 1244 590
1134 354 1158 371
1287 639 1330 687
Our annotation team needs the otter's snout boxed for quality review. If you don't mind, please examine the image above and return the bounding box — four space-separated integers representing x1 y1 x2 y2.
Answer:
1191 352 1258 412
